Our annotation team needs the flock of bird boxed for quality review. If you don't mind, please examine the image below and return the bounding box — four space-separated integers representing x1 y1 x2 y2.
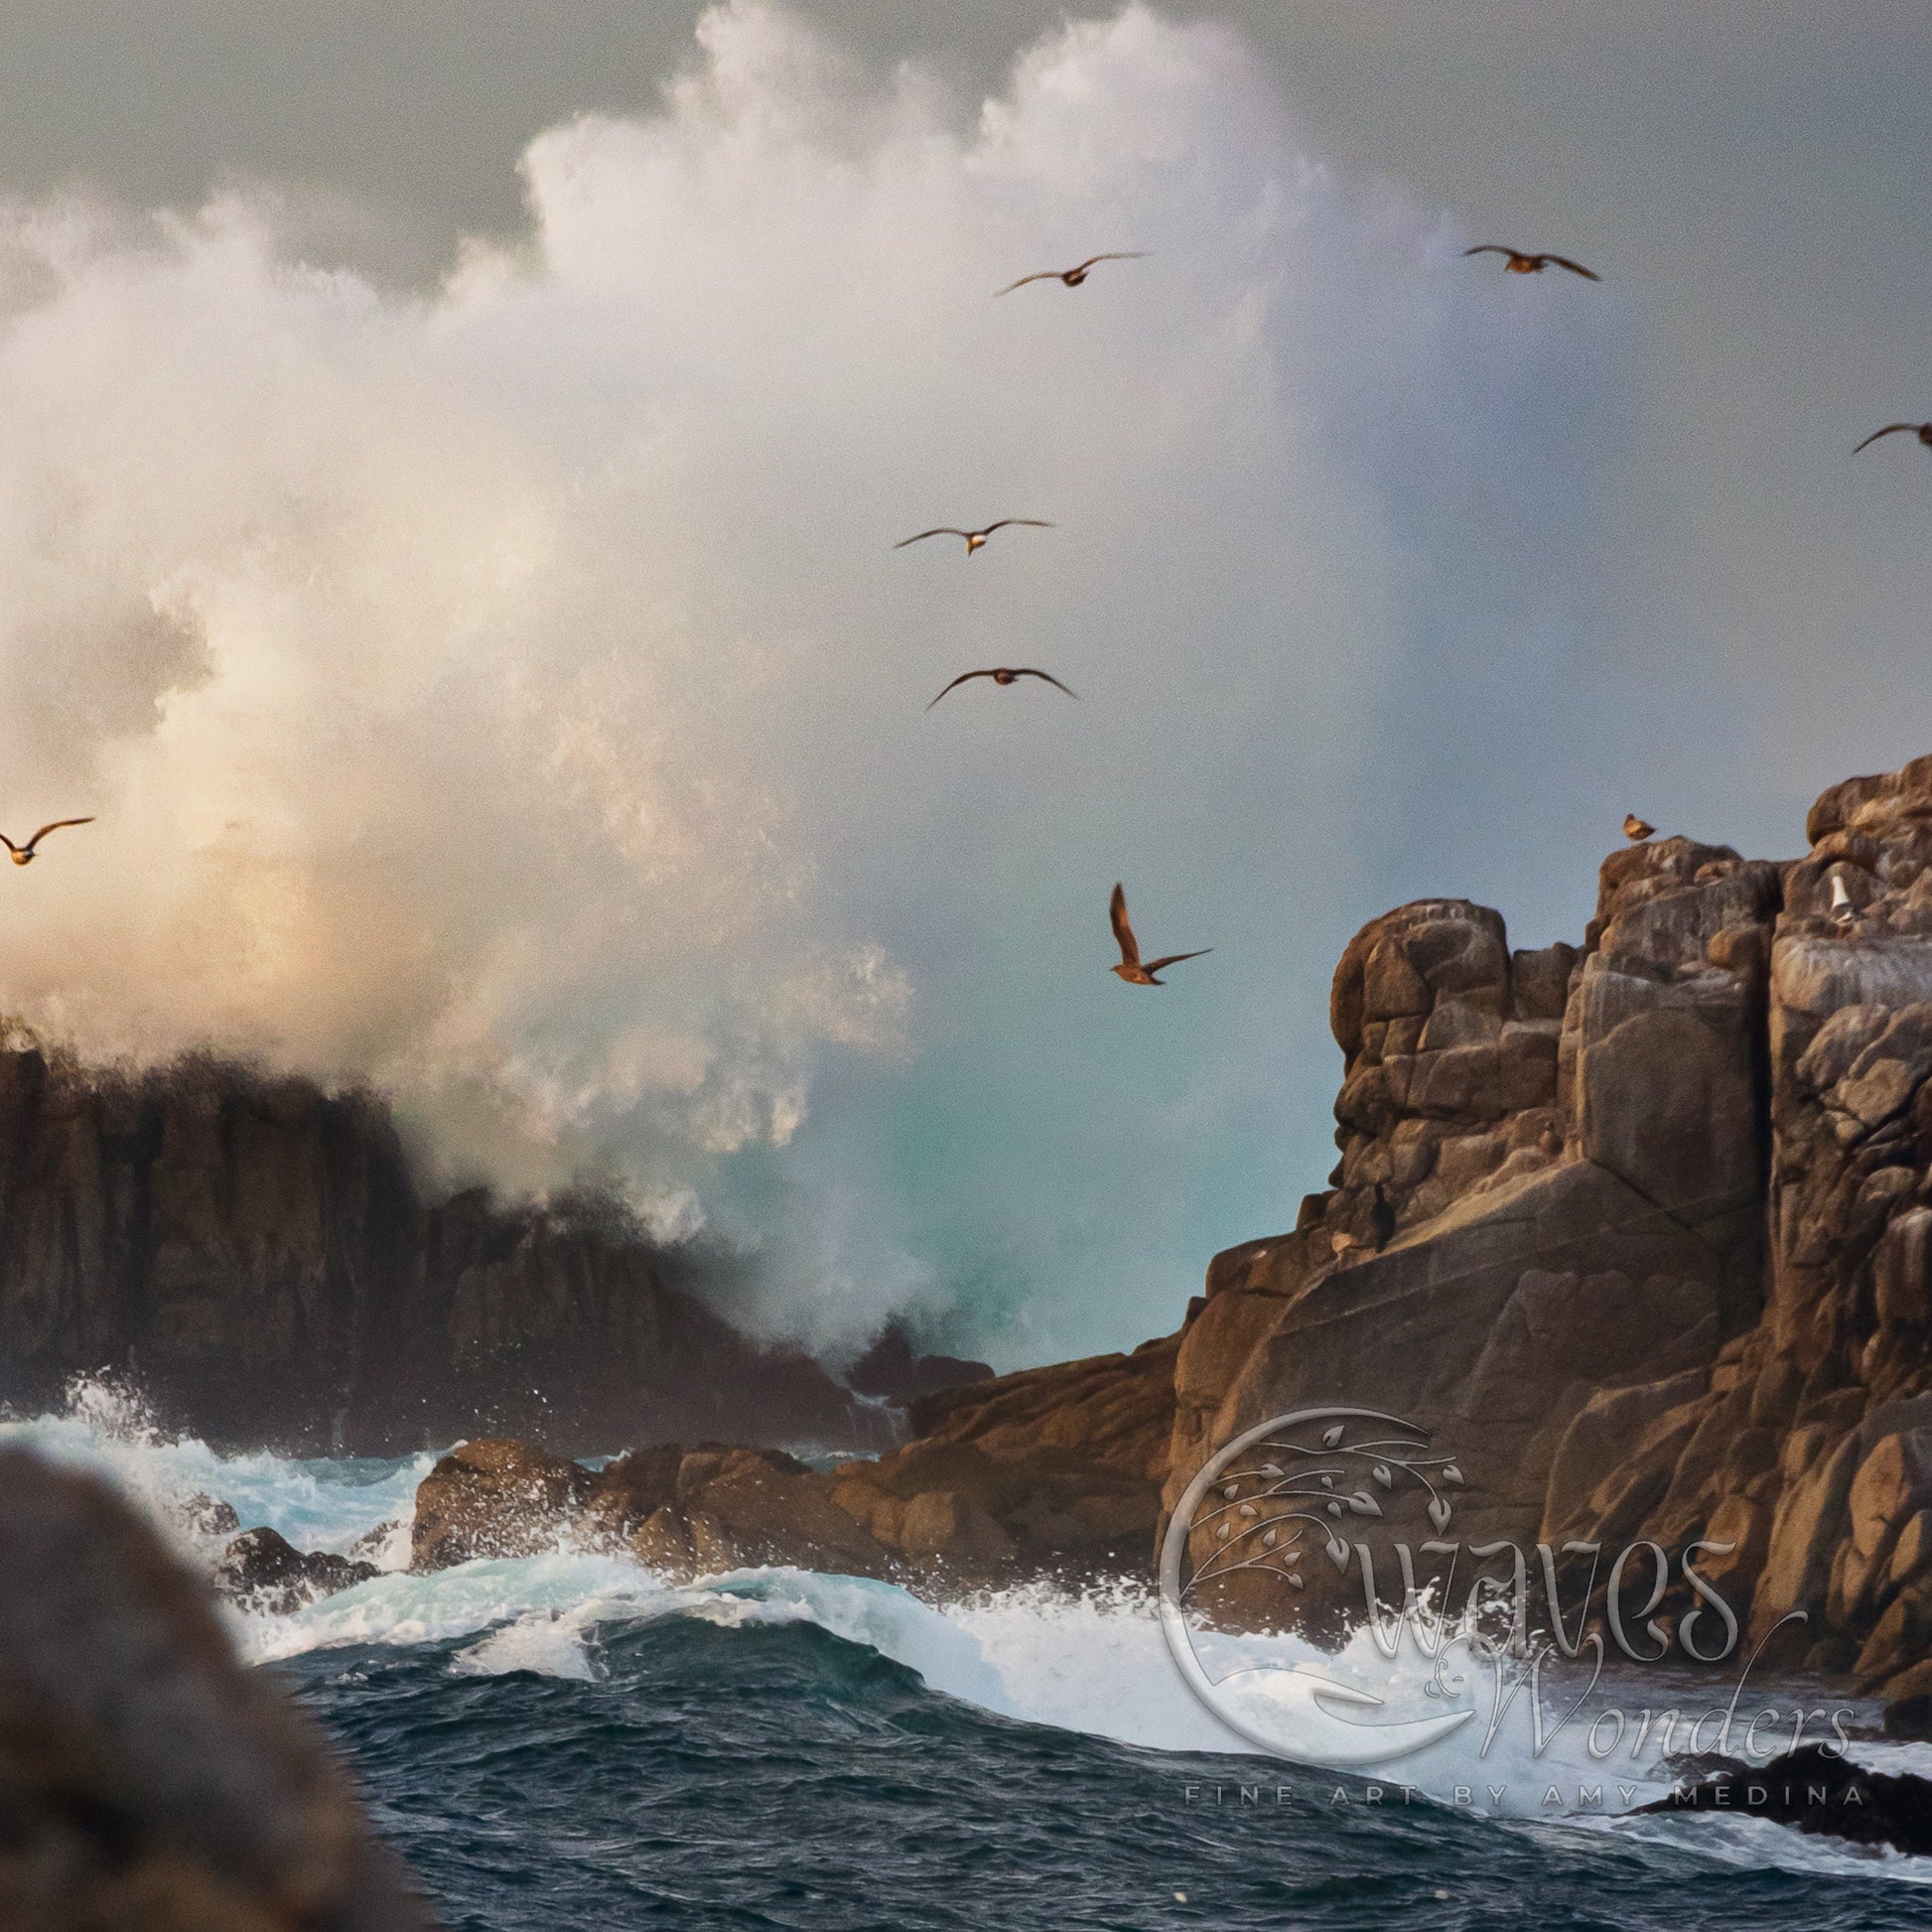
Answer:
4 237 1925 982
905 241 1927 983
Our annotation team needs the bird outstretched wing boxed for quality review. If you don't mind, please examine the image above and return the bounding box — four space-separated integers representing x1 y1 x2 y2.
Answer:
1109 883 1140 968
980 519 1054 536
1462 245 1514 259
1145 948 1212 974
24 818 92 851
994 271 1059 296
1012 669 1077 698
1545 255 1600 280
1072 253 1146 272
926 672 991 710
1855 424 1920 454
895 528 970 548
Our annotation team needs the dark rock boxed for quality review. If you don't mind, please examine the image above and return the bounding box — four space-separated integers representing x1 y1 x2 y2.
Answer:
1639 1744 1932 1858
0 1446 430 1926
214 1526 379 1615
845 1322 994 1407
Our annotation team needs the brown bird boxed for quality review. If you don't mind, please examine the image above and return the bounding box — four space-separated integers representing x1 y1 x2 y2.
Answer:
1854 422 1932 455
995 253 1145 296
1463 245 1599 281
1622 814 1655 843
1108 883 1210 987
927 667 1076 710
0 818 93 866
895 520 1053 557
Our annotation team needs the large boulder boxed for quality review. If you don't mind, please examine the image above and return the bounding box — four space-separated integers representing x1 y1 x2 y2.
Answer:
0 1447 430 1928
214 1526 378 1616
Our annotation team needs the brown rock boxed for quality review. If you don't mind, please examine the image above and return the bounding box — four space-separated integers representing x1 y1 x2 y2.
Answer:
0 1448 429 1928
213 1528 378 1616
897 1490 1016 1568
410 1438 594 1572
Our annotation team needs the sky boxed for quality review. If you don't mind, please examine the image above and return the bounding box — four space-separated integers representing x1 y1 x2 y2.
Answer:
0 2 1925 1368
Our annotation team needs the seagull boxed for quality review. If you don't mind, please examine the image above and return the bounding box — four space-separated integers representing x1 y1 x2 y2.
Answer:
1854 422 1932 455
1463 245 1600 281
895 520 1053 557
926 667 1077 710
1622 814 1655 843
0 818 93 866
995 253 1145 296
1830 873 1856 928
1109 882 1210 987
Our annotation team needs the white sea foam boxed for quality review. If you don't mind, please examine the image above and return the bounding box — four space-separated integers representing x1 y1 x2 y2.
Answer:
5 1390 1926 1882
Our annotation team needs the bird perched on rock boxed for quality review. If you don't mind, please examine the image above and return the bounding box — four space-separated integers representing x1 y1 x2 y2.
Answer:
1463 245 1599 281
1830 873 1856 928
0 818 93 866
996 253 1145 295
1622 814 1656 843
1854 422 1932 455
926 667 1076 710
895 520 1053 557
1108 883 1210 987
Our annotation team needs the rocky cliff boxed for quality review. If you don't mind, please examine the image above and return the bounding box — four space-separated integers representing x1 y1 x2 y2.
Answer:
1166 755 1932 1701
0 1045 889 1454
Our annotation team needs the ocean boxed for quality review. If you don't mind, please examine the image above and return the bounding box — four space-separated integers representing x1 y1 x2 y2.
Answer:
7 1383 1930 1930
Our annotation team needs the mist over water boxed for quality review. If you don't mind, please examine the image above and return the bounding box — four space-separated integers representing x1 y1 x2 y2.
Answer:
0 2 1639 1362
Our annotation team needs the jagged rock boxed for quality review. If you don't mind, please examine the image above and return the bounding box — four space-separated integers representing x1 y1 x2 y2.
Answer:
1640 1744 1932 1857
174 1491 242 1540
0 1447 430 1927
411 1438 594 1571
214 1527 379 1615
0 1047 876 1457
846 1323 994 1407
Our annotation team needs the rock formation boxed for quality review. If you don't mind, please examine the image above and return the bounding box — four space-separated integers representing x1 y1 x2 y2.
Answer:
0 1046 898 1455
1166 757 1932 1700
0 1446 431 1928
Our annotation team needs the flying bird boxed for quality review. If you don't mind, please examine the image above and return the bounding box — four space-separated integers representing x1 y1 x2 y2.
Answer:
1463 245 1600 281
1854 422 1932 455
926 667 1077 710
1622 814 1655 843
895 520 1053 557
995 253 1145 296
1108 882 1210 987
0 818 93 867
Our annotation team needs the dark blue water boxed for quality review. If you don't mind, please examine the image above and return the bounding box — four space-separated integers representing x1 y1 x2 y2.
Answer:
286 1616 1932 1931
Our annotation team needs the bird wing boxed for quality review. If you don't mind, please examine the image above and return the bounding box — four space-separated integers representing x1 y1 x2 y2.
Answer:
895 528 969 547
1462 245 1513 259
1072 253 1147 272
1854 424 1919 454
994 272 1057 296
1545 255 1601 280
0 835 18 855
979 519 1054 536
1012 669 1077 698
1109 884 1140 968
1144 948 1213 974
24 818 92 851
926 672 990 710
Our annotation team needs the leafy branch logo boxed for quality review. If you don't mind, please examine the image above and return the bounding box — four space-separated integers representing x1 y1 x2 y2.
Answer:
1183 1412 1465 1596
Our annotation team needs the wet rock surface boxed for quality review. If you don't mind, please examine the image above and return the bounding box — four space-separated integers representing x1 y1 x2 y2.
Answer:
213 1526 379 1616
1640 1743 1932 1857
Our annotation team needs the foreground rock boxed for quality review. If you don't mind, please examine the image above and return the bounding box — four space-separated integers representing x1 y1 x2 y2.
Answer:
0 1446 430 1927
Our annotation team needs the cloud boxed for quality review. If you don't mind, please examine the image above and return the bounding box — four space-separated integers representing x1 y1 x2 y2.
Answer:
0 3 1625 1362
